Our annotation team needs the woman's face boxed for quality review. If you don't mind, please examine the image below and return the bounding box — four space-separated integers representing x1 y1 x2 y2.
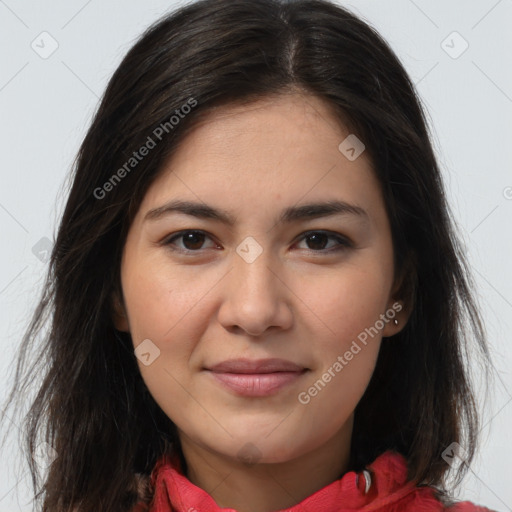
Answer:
115 93 406 465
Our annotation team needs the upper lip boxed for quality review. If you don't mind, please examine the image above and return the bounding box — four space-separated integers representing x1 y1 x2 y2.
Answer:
207 358 306 374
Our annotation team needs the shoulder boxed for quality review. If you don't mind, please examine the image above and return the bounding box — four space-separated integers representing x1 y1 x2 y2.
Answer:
429 486 497 512
445 501 497 512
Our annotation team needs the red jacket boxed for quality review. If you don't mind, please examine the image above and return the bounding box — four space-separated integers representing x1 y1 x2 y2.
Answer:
132 450 494 511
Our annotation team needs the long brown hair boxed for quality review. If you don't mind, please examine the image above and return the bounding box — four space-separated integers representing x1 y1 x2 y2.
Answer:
0 0 492 510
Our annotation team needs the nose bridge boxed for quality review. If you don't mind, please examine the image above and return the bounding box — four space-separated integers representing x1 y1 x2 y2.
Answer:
233 235 277 296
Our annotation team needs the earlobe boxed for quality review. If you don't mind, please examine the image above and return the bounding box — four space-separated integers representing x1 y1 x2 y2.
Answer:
382 301 403 338
382 253 416 338
381 296 413 338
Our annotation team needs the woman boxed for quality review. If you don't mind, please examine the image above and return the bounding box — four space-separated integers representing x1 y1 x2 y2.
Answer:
0 0 495 510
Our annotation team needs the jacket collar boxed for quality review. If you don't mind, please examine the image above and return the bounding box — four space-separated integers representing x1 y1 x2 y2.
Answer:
145 449 429 511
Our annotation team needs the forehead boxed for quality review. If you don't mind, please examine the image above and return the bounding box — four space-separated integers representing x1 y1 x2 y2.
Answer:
180 93 353 156
137 93 382 222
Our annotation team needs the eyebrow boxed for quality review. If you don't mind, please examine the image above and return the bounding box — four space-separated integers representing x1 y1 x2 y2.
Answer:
144 199 369 226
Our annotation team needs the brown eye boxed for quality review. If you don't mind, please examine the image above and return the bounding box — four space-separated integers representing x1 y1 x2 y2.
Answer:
164 230 218 252
304 233 330 250
295 231 352 253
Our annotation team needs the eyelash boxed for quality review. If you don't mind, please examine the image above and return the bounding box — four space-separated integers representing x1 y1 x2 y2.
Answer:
161 230 353 255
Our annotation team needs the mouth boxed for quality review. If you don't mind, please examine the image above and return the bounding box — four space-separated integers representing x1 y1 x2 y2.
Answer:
205 358 309 397
207 358 307 374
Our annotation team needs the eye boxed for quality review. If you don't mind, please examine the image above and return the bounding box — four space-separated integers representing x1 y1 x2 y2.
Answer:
162 229 352 254
163 230 219 252
294 231 352 253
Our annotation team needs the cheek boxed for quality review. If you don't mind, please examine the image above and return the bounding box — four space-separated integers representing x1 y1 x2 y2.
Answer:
122 257 213 342
310 265 391 344
123 263 208 426
122 259 216 401
297 270 386 418
298 263 388 401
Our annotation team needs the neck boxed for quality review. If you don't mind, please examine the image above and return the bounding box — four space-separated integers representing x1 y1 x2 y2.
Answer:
178 419 353 512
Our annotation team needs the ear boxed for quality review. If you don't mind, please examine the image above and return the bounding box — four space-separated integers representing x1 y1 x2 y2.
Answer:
381 253 416 338
111 287 130 332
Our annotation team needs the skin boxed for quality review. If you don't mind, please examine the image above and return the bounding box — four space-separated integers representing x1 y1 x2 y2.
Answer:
114 93 410 512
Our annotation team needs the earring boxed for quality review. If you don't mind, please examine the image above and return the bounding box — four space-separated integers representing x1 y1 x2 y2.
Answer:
393 319 399 326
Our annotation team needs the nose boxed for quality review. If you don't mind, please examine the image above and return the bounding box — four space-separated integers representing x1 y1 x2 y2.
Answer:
217 245 293 337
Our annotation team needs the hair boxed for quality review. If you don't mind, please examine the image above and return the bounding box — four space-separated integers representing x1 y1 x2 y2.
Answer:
0 0 493 510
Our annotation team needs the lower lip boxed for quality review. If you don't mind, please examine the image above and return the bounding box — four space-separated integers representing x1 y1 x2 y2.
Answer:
208 371 307 397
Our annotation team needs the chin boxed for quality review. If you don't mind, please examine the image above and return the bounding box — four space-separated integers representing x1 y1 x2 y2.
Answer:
211 431 311 466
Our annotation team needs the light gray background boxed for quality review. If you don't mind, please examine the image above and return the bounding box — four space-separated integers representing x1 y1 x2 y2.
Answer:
0 0 511 510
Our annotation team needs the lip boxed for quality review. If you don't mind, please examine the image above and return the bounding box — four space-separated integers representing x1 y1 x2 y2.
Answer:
208 358 306 373
206 358 308 397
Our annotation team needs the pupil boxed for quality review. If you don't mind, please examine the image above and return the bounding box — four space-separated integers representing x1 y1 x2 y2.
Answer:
307 233 327 250
184 232 204 250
